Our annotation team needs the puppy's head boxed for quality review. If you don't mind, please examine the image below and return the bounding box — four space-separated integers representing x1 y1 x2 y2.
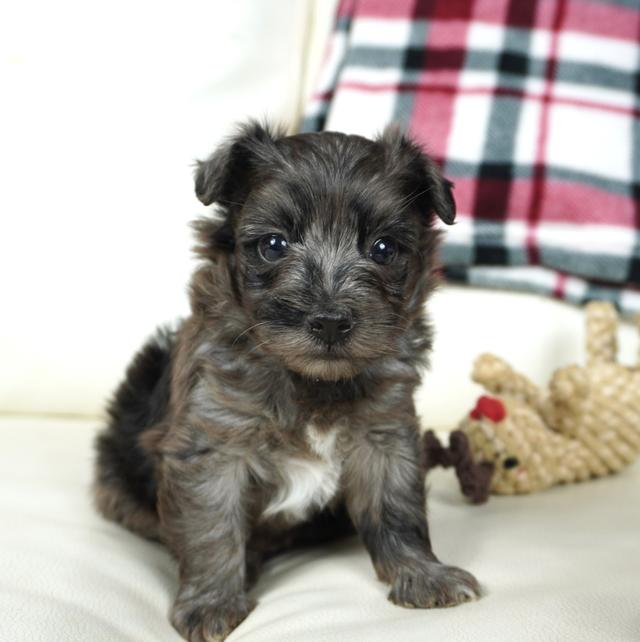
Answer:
194 122 455 380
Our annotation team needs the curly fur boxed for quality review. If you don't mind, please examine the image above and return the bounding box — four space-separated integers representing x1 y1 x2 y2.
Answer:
94 122 479 642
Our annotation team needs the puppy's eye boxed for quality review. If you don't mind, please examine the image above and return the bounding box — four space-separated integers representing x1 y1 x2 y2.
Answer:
369 237 397 265
259 234 288 262
503 456 519 470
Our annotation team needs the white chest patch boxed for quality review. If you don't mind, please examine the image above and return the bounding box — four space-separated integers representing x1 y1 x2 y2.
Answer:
262 425 342 521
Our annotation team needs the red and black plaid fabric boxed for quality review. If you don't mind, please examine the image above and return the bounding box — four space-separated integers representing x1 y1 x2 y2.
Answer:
302 0 640 314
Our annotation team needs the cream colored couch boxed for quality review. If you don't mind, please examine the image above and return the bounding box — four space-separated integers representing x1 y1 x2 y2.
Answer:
1 2 638 640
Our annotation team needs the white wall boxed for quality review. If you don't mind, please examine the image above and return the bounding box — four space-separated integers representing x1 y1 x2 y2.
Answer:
0 0 334 415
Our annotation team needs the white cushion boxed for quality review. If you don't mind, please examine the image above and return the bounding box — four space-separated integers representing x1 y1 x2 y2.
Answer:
2 416 638 641
421 285 640 429
3 265 639 425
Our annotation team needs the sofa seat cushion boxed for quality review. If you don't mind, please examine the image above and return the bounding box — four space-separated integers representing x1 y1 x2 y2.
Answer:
1 416 638 641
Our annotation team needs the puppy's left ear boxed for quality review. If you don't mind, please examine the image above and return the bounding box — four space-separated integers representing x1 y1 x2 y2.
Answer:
379 125 456 225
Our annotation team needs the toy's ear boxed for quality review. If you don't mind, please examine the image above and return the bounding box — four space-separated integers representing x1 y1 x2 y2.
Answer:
449 431 494 504
378 124 456 225
421 429 453 471
194 121 281 207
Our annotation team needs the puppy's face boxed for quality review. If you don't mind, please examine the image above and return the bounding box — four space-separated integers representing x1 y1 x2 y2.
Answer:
194 123 455 380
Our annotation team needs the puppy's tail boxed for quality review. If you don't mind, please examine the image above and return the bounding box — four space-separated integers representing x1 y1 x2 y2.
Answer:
93 327 175 541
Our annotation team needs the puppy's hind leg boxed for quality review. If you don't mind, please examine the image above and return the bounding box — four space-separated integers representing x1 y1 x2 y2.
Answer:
94 428 162 541
93 328 174 541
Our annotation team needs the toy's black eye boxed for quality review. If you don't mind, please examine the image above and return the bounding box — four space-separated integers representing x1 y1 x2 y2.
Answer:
259 234 288 262
503 456 519 470
369 237 397 265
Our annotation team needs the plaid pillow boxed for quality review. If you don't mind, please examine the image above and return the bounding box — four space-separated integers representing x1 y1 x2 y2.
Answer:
302 0 640 315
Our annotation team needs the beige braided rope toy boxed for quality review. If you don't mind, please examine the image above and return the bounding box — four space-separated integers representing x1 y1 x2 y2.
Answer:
454 301 640 496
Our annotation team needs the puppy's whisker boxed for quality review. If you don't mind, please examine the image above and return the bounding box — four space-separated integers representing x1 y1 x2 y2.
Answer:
246 340 269 356
382 325 407 333
398 185 434 213
232 322 270 346
219 198 246 208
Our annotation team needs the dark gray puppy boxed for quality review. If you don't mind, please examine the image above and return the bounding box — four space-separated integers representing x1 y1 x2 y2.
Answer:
94 122 480 642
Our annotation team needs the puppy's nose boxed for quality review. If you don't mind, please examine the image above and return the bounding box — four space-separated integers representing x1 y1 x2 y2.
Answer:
308 312 353 344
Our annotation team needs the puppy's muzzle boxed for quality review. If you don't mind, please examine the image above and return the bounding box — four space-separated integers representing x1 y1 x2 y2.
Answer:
307 311 353 346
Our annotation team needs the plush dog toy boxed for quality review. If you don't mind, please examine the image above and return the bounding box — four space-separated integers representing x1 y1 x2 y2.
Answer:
423 301 640 503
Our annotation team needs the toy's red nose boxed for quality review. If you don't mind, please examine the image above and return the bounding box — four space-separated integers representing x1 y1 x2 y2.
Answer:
470 395 506 422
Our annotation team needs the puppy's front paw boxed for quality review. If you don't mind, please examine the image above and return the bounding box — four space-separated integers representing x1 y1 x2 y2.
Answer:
389 561 480 609
170 593 255 642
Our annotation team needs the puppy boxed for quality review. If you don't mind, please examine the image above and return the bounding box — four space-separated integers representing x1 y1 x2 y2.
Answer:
94 122 480 642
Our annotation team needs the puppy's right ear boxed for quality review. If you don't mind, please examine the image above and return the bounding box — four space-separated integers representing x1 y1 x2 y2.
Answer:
194 121 280 206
